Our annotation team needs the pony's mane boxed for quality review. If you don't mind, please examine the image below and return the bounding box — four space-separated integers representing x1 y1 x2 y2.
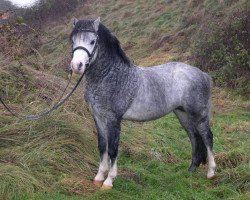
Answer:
70 20 130 64
98 23 130 64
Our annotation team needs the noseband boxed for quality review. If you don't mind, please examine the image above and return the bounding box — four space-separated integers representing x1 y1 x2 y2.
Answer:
72 29 99 66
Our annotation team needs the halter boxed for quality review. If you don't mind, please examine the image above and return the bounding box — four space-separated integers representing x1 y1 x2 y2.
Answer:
72 29 99 67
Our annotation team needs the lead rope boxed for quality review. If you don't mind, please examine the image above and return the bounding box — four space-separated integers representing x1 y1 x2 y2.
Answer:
1 28 97 120
0 70 86 120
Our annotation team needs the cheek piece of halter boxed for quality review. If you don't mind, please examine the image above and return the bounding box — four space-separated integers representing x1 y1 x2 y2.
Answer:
71 29 99 68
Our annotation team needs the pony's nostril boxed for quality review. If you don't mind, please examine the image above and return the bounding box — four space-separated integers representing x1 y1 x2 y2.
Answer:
78 62 83 70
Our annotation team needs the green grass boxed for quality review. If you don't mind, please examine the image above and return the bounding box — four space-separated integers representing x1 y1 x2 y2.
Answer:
4 106 249 200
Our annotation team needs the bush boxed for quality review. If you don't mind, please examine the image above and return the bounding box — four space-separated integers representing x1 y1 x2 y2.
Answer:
0 20 43 61
191 10 249 95
7 0 85 27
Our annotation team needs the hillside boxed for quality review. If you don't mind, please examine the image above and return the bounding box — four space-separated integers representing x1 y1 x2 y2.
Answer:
0 0 249 199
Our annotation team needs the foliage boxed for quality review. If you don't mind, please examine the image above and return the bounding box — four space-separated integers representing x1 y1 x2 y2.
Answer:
0 0 85 28
190 9 250 95
19 0 85 26
0 22 42 59
0 0 15 11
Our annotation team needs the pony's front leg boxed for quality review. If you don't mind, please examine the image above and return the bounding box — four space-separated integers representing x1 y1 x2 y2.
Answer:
93 117 109 187
102 115 121 190
102 159 117 189
94 151 109 187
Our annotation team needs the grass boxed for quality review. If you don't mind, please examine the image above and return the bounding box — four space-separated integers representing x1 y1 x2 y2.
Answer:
3 101 249 200
0 0 250 199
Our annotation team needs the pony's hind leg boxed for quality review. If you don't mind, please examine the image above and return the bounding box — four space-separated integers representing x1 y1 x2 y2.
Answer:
174 109 207 172
195 116 216 179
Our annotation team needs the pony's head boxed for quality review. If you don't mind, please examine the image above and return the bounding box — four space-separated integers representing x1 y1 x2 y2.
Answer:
70 18 100 74
70 18 130 74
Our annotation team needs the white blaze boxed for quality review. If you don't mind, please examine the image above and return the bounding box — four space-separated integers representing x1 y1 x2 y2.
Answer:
70 32 97 74
70 50 88 74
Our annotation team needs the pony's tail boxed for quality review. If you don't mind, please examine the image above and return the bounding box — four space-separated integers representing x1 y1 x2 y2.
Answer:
203 73 213 121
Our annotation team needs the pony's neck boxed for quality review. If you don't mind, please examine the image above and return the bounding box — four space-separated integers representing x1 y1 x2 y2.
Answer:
86 43 134 82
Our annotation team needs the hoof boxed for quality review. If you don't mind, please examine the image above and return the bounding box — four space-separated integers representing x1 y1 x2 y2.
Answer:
188 164 197 172
101 184 113 190
207 174 216 180
207 166 217 180
93 180 103 187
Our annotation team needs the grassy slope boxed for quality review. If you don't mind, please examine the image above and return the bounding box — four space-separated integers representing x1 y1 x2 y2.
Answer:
0 0 249 199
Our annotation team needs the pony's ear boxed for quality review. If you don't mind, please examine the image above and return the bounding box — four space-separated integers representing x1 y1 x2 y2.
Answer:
72 17 78 27
93 17 100 32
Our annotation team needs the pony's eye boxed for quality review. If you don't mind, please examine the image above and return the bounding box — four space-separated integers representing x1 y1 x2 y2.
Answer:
90 40 95 45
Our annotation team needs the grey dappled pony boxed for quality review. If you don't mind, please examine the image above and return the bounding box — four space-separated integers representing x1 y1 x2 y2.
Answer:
70 18 216 189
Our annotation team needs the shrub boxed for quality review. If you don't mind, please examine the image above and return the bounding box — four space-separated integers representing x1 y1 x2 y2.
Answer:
4 0 85 28
191 10 249 95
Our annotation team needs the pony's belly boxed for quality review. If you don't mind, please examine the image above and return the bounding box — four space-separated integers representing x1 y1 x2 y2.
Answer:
122 106 172 122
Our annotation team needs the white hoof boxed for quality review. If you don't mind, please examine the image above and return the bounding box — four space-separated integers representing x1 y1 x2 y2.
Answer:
101 184 113 190
93 180 103 187
207 166 216 179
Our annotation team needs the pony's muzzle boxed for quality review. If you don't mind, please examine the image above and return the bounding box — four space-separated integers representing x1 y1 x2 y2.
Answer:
70 50 89 74
70 62 85 74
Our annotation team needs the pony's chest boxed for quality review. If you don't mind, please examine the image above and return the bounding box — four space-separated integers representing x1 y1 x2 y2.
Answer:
84 79 136 117
84 86 109 107
85 80 114 102
84 90 111 118
84 82 115 114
